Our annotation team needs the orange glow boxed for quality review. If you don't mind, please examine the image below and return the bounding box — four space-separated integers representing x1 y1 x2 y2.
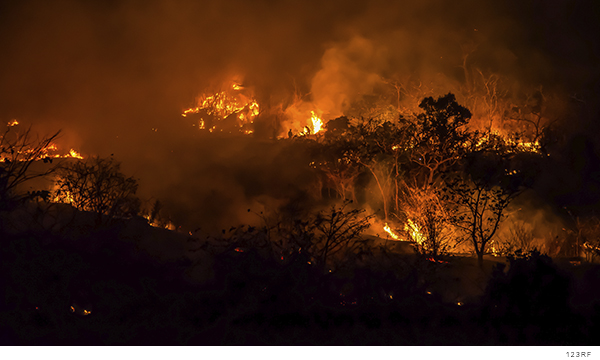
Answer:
7 119 18 127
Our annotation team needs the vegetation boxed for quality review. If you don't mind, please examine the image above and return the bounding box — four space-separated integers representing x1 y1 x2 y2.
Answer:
54 156 140 225
0 124 60 210
1 92 598 345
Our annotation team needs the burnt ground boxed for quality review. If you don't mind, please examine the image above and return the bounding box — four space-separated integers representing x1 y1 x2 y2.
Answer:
1 212 599 345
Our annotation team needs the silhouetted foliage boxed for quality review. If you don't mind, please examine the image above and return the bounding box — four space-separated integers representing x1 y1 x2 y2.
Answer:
311 201 374 269
54 156 140 225
409 93 473 188
0 125 60 210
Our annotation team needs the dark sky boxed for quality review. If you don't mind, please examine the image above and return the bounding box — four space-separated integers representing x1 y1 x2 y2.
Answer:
1 0 598 228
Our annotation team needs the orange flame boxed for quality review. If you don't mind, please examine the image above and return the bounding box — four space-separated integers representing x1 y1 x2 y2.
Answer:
311 111 323 134
383 223 400 240
68 149 83 159
405 219 425 245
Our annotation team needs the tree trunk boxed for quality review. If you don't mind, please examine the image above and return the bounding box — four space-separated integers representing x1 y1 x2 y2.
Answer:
477 251 484 269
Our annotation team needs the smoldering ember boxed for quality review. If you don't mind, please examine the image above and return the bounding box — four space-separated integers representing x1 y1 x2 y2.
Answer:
1 0 600 346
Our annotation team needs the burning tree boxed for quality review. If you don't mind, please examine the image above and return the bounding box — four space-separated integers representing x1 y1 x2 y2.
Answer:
0 123 60 209
54 156 140 226
400 186 455 258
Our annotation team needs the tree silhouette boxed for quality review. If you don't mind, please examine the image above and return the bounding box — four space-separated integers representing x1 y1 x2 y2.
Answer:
310 201 373 270
54 156 140 225
409 93 473 189
442 148 523 267
0 124 60 210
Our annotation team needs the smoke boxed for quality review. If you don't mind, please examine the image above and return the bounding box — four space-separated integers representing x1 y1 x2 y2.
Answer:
1 0 598 230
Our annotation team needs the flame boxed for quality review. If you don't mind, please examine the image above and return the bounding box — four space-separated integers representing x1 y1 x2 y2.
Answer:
383 223 400 240
52 183 75 204
142 214 176 230
68 149 83 159
491 244 498 256
0 138 84 163
405 219 425 245
7 119 19 127
311 111 323 134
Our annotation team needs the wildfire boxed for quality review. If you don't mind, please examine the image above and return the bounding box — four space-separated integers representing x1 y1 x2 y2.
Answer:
474 129 541 154
182 85 259 134
383 223 400 240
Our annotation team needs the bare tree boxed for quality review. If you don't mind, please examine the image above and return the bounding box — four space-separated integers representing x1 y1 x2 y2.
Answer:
443 172 520 268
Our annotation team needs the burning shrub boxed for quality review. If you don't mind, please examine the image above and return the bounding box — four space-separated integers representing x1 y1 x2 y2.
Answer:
400 186 457 258
54 156 140 226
